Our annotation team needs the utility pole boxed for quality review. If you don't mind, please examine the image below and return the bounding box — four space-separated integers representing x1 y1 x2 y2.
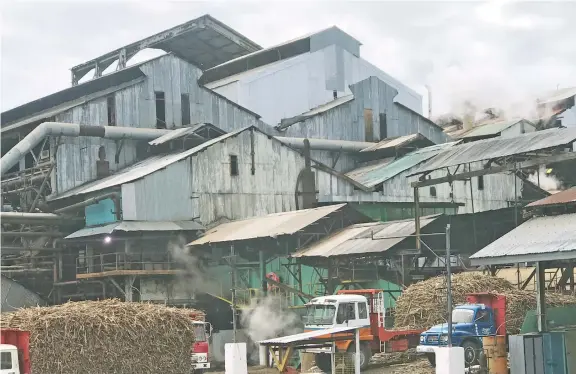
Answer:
446 224 453 347
229 244 238 343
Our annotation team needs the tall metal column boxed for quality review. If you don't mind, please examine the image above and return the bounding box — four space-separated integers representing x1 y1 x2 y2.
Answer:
230 244 238 342
446 224 453 347
259 249 267 297
535 261 547 332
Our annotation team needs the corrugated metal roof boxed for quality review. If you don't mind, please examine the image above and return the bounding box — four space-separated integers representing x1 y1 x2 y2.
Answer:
469 213 576 265
187 204 347 246
345 141 460 188
538 87 576 104
277 95 355 129
1 66 146 126
526 187 576 207
51 127 248 200
259 326 358 345
459 119 526 139
65 220 204 239
361 133 421 152
292 215 440 258
410 127 576 176
148 123 226 145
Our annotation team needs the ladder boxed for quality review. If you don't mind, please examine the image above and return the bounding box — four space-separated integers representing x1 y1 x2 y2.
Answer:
376 291 386 328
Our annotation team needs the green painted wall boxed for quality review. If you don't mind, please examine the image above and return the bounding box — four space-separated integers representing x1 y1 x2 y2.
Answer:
351 202 457 222
206 259 401 308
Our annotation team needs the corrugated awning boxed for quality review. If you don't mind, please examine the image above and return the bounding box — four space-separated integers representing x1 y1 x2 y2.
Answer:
410 127 576 176
526 187 576 208
187 204 348 246
292 215 440 258
65 221 204 239
259 326 359 345
469 213 576 266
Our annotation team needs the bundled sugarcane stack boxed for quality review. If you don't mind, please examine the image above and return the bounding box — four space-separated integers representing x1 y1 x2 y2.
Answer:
1 299 204 374
393 273 576 334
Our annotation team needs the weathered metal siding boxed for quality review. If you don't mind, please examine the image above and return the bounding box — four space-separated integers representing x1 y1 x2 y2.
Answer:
118 128 355 226
191 130 302 225
52 96 141 193
500 121 536 138
320 160 519 214
121 160 194 221
208 45 423 125
51 54 271 196
282 77 448 144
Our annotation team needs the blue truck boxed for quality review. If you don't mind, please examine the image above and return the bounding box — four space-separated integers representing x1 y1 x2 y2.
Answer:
416 293 506 367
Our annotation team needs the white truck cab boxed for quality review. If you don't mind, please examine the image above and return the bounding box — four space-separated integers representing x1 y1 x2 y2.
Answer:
0 344 20 374
305 294 371 330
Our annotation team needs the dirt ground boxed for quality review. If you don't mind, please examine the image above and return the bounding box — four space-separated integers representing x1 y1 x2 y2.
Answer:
207 350 434 374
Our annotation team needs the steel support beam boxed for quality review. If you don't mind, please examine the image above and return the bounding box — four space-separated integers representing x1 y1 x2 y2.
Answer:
411 152 576 188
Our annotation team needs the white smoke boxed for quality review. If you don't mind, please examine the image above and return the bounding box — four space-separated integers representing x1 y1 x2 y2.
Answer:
240 295 303 343
528 166 563 192
167 235 219 295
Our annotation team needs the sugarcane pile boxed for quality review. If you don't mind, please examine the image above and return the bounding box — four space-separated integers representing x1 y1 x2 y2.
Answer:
1 299 204 374
393 273 576 334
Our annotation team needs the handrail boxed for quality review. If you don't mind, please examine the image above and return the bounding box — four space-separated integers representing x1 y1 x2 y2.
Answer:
76 252 180 274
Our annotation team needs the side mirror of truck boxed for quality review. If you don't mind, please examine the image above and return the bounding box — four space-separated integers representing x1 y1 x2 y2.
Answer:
205 323 213 338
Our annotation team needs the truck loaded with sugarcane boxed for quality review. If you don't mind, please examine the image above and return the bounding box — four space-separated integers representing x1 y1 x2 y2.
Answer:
0 300 211 374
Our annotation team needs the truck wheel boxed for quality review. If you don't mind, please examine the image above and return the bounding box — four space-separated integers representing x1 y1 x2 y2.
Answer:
315 353 332 372
462 340 481 365
347 343 372 370
426 353 436 367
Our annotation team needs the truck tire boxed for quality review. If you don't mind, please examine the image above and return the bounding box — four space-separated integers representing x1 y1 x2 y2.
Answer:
462 340 481 365
426 353 436 367
315 353 332 372
346 342 372 370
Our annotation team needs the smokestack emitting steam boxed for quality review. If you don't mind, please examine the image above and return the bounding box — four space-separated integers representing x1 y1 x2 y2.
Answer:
426 85 433 119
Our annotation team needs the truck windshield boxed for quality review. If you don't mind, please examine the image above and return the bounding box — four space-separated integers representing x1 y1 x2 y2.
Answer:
193 323 207 341
306 305 336 325
452 309 475 323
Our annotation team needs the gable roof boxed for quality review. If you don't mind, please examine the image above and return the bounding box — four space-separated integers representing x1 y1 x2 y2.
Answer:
2 65 146 127
2 54 263 135
51 126 370 201
459 119 535 139
50 127 247 201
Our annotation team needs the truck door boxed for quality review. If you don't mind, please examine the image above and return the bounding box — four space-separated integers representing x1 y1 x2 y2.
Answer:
475 309 494 336
336 303 357 327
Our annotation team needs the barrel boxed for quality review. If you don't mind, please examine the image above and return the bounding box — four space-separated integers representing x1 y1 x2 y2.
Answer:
482 335 507 374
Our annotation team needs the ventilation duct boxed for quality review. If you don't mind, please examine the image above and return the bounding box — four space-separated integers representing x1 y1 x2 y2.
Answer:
1 122 170 176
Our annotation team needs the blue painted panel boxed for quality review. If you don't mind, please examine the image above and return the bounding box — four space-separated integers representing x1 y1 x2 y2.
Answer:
544 331 568 374
85 199 117 226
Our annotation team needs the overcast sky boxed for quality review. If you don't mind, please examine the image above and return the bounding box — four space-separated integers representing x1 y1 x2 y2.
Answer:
2 0 575 117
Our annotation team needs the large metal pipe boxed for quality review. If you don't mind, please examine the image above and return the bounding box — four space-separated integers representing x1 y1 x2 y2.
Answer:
1 231 63 238
0 212 78 224
54 192 120 214
274 137 375 152
1 122 170 176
